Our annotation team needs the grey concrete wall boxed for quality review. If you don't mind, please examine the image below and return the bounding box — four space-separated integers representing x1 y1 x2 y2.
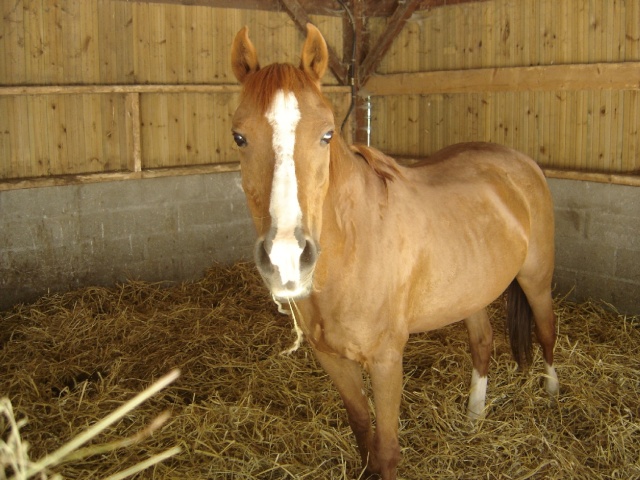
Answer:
0 172 255 309
1 174 638 314
549 178 640 315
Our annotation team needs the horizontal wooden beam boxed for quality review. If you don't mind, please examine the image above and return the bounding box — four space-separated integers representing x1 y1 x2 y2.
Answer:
113 0 342 15
4 159 637 192
364 62 640 95
113 0 490 17
0 84 350 96
543 169 640 187
0 163 241 192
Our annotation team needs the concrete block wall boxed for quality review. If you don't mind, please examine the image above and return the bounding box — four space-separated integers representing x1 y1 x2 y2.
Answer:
0 172 255 309
548 178 640 315
1 174 638 315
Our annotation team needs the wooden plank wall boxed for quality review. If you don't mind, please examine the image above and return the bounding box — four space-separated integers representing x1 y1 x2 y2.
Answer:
367 0 640 175
0 0 348 183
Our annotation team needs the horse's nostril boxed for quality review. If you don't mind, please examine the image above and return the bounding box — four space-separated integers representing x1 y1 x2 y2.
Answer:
300 237 318 268
255 239 273 274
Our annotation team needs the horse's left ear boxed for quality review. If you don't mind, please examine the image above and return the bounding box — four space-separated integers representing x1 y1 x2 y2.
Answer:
300 23 328 85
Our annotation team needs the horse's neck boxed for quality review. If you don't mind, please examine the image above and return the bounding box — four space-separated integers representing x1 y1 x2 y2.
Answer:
323 135 388 241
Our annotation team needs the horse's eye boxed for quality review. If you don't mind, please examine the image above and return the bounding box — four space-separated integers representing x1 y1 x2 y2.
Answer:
321 130 334 145
232 132 248 147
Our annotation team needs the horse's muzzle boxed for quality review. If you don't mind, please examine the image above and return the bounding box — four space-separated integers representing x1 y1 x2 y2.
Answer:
254 235 318 300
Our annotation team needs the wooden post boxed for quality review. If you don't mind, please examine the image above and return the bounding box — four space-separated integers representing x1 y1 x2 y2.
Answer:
352 0 369 144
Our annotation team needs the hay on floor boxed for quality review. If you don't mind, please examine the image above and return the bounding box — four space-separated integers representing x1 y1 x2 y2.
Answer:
1 263 638 479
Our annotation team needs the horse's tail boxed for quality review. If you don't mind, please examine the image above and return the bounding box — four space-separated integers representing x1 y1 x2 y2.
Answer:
506 280 533 368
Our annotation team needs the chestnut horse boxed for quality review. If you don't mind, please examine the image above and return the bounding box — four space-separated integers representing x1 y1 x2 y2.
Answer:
231 24 559 480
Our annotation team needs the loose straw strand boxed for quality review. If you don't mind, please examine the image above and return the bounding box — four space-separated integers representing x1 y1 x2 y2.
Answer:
24 369 181 477
273 296 305 355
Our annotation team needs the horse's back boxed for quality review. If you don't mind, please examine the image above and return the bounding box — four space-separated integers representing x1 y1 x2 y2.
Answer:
410 142 546 188
406 142 553 231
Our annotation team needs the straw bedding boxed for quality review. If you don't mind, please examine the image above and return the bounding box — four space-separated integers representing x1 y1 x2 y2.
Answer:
1 263 638 479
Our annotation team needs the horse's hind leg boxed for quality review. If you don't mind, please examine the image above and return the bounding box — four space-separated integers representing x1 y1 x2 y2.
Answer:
464 309 493 420
516 273 559 397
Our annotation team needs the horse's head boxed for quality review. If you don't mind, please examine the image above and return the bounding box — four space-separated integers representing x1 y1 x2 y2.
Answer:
231 24 335 300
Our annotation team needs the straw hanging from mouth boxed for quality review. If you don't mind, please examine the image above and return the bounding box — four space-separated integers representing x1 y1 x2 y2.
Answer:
273 295 305 355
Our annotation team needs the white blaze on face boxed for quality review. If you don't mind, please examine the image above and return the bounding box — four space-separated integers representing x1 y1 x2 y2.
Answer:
265 90 303 286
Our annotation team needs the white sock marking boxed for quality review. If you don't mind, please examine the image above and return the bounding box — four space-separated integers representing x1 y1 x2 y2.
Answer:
265 90 303 286
544 362 559 397
468 369 488 421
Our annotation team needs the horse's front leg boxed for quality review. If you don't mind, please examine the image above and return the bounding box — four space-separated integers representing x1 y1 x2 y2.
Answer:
368 347 405 480
313 348 379 476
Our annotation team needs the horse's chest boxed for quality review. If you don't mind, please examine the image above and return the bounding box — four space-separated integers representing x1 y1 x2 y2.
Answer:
303 303 390 366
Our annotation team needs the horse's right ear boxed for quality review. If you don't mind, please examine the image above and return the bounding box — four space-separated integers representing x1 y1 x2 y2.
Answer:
231 26 260 84
300 23 328 85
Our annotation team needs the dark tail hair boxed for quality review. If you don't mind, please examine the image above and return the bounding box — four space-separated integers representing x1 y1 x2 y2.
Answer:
506 280 533 368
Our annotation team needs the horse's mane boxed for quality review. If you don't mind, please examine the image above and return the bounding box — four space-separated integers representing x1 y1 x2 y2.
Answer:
349 144 403 185
241 63 325 113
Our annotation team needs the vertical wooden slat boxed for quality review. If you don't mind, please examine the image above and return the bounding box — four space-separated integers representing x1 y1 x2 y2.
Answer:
101 95 116 169
1 0 26 84
82 0 99 83
624 91 639 172
118 1 135 83
0 99 10 177
613 90 624 171
61 0 79 83
98 0 117 83
165 4 180 84
593 90 603 171
23 0 45 84
28 95 49 176
212 93 231 164
83 94 101 171
13 96 30 178
4 98 18 178
572 91 582 170
132 3 149 83
150 4 167 84
117 94 130 171
628 0 640 60
195 93 212 163
67 95 86 174
125 92 141 173
556 91 566 169
520 90 530 156
191 6 210 83
53 95 67 176
605 90 614 172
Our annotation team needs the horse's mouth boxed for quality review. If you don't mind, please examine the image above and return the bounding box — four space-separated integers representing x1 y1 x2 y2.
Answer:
268 277 313 301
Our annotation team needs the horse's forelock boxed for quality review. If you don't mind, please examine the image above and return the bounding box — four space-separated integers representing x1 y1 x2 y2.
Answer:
241 63 322 113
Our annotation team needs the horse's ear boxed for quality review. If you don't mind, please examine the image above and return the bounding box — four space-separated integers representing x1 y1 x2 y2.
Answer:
300 23 328 85
231 26 260 84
